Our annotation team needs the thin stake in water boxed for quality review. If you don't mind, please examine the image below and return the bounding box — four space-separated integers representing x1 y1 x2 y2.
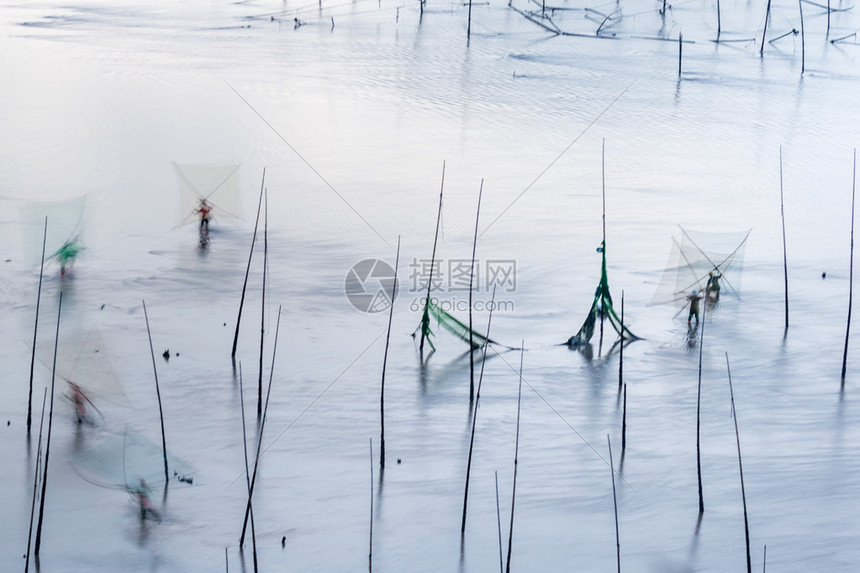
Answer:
143 300 170 486
726 353 751 573
608 434 620 573
27 216 48 434
462 287 498 535
418 162 445 357
232 169 266 359
469 181 484 402
258 190 268 417
25 388 47 572
495 470 503 573
238 364 258 573
369 438 374 573
599 141 607 356
380 237 401 469
618 292 624 389
240 307 282 547
34 291 62 555
696 299 707 514
798 0 806 75
761 0 772 56
505 344 525 573
622 383 628 451
842 149 857 385
780 147 789 331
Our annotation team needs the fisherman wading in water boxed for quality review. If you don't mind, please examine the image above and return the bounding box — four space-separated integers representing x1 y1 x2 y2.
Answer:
687 290 703 324
196 199 212 232
706 269 721 301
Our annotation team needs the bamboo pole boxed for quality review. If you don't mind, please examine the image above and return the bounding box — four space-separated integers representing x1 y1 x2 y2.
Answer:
761 0 772 56
678 32 683 77
369 439 374 573
799 0 806 75
726 353 751 573
608 434 621 573
419 162 445 357
696 299 707 514
505 345 525 573
143 300 170 486
240 307 282 547
495 470 503 573
232 169 266 359
380 237 401 469
842 149 856 385
238 364 258 573
461 288 498 535
467 0 473 41
34 291 62 555
25 388 47 572
258 190 268 417
622 383 628 451
618 292 624 389
780 147 789 330
469 181 484 402
716 0 721 39
599 141 607 356
27 216 48 434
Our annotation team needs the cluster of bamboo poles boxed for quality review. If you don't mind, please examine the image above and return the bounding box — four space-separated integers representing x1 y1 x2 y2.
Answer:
20 144 857 570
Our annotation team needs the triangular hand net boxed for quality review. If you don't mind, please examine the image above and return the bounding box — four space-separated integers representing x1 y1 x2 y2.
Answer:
650 227 751 306
567 242 638 347
173 162 243 226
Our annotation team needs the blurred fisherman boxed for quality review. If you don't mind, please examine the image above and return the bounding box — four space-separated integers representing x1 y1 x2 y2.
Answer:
687 290 703 324
706 269 721 301
65 381 94 424
132 478 158 520
56 240 80 277
196 199 212 232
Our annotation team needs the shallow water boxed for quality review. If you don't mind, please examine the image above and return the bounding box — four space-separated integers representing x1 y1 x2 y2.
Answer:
2 0 860 571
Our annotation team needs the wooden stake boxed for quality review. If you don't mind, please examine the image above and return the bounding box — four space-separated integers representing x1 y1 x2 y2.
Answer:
842 149 856 385
678 32 683 77
34 291 62 555
716 0 721 39
799 0 806 75
258 190 268 417
25 388 47 572
608 434 620 573
505 345 525 573
380 237 401 469
238 364 258 573
622 383 627 451
232 168 266 359
143 300 170 486
726 353 751 573
369 439 374 573
618 292 624 389
461 287 498 535
240 307 283 547
599 140 607 357
696 299 706 514
467 0 473 41
419 162 445 357
761 0 772 56
780 147 789 331
27 216 48 434
495 470 503 573
763 544 767 572
469 181 484 402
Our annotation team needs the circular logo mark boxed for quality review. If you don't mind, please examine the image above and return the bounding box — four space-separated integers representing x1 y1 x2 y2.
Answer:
344 259 399 313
